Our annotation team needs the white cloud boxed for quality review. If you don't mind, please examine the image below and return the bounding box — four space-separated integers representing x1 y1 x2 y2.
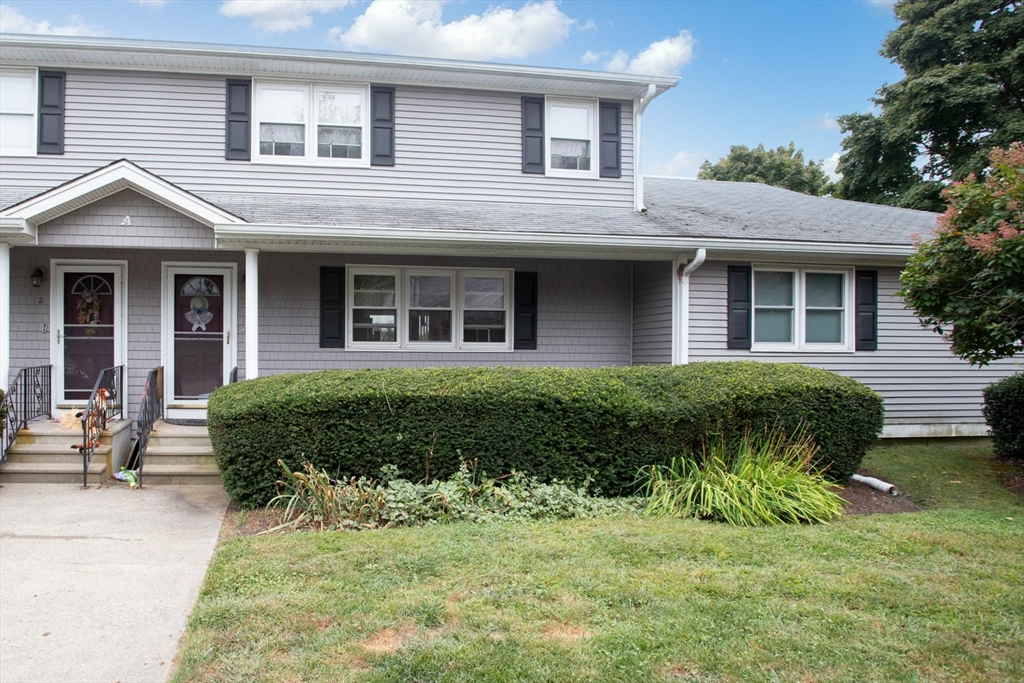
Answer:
220 0 353 34
812 112 840 132
822 152 842 182
0 5 105 35
130 0 168 7
330 0 575 60
580 49 601 65
645 150 705 178
595 31 695 76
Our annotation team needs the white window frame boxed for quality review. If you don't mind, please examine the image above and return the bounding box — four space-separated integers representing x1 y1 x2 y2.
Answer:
751 265 855 353
545 97 598 179
252 79 370 167
0 67 38 157
347 266 513 351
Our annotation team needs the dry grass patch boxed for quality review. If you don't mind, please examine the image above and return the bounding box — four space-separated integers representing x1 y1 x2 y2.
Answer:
540 622 588 644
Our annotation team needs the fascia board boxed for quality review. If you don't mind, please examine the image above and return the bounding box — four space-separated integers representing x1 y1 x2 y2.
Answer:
0 35 679 99
0 161 244 227
213 223 914 260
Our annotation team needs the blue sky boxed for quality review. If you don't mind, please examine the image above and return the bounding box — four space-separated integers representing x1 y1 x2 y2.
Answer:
0 0 904 178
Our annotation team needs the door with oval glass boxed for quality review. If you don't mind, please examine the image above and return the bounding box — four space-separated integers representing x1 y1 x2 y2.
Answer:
50 262 126 409
163 265 236 419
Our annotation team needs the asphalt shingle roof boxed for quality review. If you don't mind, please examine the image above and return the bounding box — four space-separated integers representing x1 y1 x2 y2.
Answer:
4 177 940 247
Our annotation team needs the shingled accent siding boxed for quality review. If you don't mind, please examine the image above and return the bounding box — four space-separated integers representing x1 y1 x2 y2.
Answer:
0 70 634 209
632 261 672 365
688 261 1017 425
256 253 633 373
39 190 215 249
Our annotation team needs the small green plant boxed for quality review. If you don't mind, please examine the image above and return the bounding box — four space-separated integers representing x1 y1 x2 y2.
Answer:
268 458 638 532
641 429 845 526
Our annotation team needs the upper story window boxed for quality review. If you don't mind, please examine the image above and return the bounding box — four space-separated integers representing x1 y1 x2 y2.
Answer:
0 68 37 157
253 80 370 166
546 98 597 178
752 266 854 352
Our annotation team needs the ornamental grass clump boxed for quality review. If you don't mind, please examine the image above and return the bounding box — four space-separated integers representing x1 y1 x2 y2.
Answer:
642 429 845 526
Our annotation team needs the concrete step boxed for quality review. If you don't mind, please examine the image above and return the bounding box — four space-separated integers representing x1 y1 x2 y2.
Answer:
9 419 132 446
138 463 222 486
5 444 112 464
0 460 108 485
147 421 212 448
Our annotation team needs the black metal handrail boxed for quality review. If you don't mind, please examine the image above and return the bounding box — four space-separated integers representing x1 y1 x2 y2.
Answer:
2 365 52 463
128 366 163 487
78 365 124 488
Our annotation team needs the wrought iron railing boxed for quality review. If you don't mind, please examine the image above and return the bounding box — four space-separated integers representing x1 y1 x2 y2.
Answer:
229 366 239 384
1 365 52 463
78 365 124 488
128 366 163 487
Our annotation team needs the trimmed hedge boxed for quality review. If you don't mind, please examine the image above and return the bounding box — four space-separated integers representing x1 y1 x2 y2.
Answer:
983 372 1024 458
209 362 884 507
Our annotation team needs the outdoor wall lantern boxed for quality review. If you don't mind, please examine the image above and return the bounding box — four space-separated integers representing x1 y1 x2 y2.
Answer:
31 268 45 288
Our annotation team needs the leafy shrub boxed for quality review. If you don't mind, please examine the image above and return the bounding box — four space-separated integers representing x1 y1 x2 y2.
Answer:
983 372 1024 458
269 459 638 531
641 428 845 525
209 363 883 507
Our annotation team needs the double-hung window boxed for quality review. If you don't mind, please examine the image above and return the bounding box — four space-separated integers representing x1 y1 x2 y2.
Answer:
347 266 511 350
0 68 36 157
546 98 597 178
752 267 854 351
254 81 369 166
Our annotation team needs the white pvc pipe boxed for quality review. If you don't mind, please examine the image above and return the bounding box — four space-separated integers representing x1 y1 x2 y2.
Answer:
851 474 899 496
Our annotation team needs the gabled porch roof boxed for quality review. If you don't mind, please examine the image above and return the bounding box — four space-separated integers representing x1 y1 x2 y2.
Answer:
0 159 245 245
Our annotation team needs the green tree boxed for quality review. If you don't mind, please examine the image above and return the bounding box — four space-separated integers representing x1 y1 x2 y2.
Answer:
698 143 830 196
898 143 1024 365
834 0 1023 208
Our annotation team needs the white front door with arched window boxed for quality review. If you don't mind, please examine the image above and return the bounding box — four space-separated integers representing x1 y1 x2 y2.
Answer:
162 263 237 419
50 261 128 411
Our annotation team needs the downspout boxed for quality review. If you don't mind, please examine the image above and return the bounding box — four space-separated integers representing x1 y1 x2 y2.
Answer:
672 248 706 365
634 83 658 213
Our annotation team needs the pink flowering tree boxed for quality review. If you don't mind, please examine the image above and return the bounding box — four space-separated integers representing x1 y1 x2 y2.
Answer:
898 143 1024 365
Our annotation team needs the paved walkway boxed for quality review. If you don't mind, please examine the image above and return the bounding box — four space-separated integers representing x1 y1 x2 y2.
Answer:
0 483 229 683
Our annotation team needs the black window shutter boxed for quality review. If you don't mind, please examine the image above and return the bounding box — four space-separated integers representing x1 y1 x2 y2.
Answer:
225 78 251 161
38 71 65 155
855 270 878 351
521 96 545 174
370 85 396 166
599 100 621 178
727 265 752 349
514 271 538 350
320 267 346 348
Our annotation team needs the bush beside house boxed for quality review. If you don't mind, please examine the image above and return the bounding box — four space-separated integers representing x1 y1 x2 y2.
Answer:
983 373 1024 458
209 362 883 507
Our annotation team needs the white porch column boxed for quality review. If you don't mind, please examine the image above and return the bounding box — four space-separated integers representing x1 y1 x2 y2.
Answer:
244 248 259 380
0 243 9 387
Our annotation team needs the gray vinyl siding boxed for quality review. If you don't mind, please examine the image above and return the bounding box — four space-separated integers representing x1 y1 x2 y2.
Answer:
0 70 634 209
688 261 1018 425
631 260 672 365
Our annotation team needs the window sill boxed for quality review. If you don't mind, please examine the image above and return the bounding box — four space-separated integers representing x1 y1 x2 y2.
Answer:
250 156 370 169
545 168 598 180
750 345 855 354
343 345 514 353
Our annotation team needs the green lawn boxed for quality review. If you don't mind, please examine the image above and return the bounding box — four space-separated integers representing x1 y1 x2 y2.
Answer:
171 444 1023 682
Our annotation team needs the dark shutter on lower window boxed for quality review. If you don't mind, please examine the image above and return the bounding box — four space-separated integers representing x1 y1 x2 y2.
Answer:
598 100 621 178
514 271 538 350
521 96 545 174
855 270 878 351
320 267 346 348
225 78 251 161
370 85 396 166
38 71 65 155
727 265 752 349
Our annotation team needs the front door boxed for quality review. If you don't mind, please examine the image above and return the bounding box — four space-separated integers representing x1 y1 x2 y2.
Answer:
50 262 127 409
163 264 236 418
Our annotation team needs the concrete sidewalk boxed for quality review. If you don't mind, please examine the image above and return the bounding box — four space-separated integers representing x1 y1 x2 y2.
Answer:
0 483 229 683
